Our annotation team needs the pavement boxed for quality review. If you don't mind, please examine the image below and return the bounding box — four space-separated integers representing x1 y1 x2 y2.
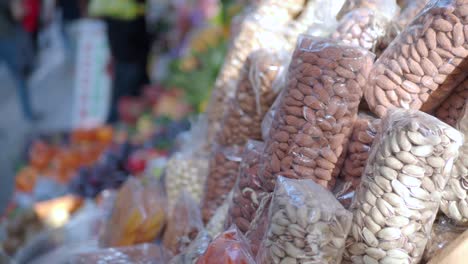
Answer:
0 58 75 213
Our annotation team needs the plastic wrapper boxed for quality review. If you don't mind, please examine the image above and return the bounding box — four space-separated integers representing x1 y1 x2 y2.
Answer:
245 194 272 257
337 0 397 19
205 8 295 144
215 50 289 147
169 230 212 264
364 0 468 118
206 190 233 238
225 140 268 233
257 176 352 264
201 145 243 223
423 215 468 262
332 3 400 53
100 177 167 247
166 115 209 211
196 225 256 264
70 244 173 264
435 78 468 127
163 192 204 255
344 109 463 264
439 103 468 223
259 36 374 191
395 0 430 29
340 113 381 188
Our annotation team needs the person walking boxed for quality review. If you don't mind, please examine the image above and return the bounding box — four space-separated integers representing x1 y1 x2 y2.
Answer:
89 0 150 124
0 0 41 121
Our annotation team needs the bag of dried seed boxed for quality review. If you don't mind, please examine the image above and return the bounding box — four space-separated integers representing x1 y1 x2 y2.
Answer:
435 78 468 127
259 35 374 191
331 0 400 52
225 140 268 233
169 230 212 264
439 102 468 223
245 194 272 257
165 116 210 211
344 108 463 263
364 0 468 118
215 50 289 147
395 0 430 29
257 176 352 264
206 190 233 238
163 192 204 255
201 145 243 223
196 225 256 264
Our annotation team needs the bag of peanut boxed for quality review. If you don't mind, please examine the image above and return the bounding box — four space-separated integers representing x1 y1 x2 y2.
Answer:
259 35 374 191
344 108 463 264
364 0 468 117
257 176 352 264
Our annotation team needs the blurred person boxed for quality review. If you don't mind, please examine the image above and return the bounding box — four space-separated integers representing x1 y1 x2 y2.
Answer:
89 0 150 123
0 0 41 121
21 0 40 53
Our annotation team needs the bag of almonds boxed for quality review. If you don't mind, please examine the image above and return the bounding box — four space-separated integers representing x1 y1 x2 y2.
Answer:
259 35 374 191
215 50 289 147
201 145 243 223
166 116 210 211
169 230 212 264
395 0 430 29
206 190 233 238
163 192 204 255
257 176 353 264
225 140 269 233
245 194 272 257
332 0 400 52
196 225 256 264
364 0 468 118
435 78 468 127
344 109 463 264
423 215 468 262
439 102 468 223
205 9 294 144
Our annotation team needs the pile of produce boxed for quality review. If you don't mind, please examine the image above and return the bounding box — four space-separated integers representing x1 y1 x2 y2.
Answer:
3 0 468 263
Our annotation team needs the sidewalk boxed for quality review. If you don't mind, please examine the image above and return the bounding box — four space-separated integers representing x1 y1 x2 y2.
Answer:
0 61 75 213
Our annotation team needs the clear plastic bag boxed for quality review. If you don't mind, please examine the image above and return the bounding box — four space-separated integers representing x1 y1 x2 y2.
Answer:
332 2 400 52
245 194 272 257
340 113 381 189
423 215 468 262
435 78 468 127
70 243 173 264
99 177 167 247
439 103 468 223
395 0 430 29
165 115 209 211
259 36 375 191
196 225 256 264
344 109 463 263
215 50 290 147
201 145 243 223
163 192 204 255
205 12 293 144
257 176 353 264
169 230 212 264
225 140 268 233
364 0 468 117
206 190 233 238
337 0 399 19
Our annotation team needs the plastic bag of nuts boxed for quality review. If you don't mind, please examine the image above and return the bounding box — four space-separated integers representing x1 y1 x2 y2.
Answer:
205 10 294 143
257 176 353 264
344 109 463 264
169 230 212 264
259 35 374 191
434 78 468 127
163 192 204 255
422 215 468 262
206 190 233 238
166 116 210 211
201 145 243 223
364 0 468 118
225 140 268 233
196 225 256 264
215 50 289 147
395 0 430 29
439 103 468 223
332 3 400 52
245 194 272 257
